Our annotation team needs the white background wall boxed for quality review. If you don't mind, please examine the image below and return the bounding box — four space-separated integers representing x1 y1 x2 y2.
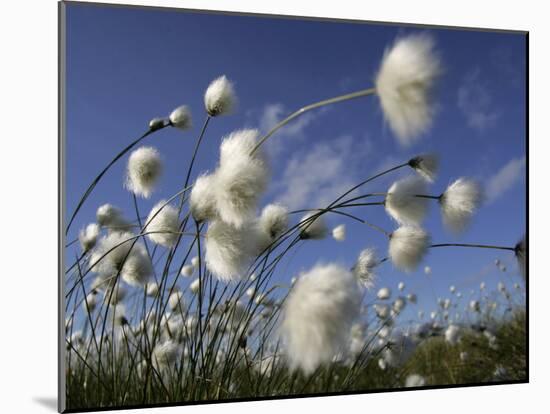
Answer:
0 0 543 412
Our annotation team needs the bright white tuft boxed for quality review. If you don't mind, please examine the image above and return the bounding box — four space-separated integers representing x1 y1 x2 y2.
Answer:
146 282 159 297
332 224 346 242
189 278 200 295
280 263 361 375
96 204 131 232
145 200 180 247
204 75 237 117
388 226 430 272
79 223 100 252
377 287 392 300
445 324 461 345
385 176 429 226
152 340 179 371
405 374 426 387
125 146 163 198
169 105 192 130
440 178 483 234
204 220 262 282
214 129 269 228
90 232 152 287
353 248 378 289
189 173 218 222
180 265 194 277
258 204 289 242
299 212 328 240
375 34 441 145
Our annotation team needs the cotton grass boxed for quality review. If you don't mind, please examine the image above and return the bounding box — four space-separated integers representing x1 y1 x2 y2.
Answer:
353 248 378 288
125 146 163 198
145 200 180 247
280 263 361 375
204 75 236 117
79 223 100 252
388 226 430 272
440 178 483 234
375 33 441 145
214 129 269 228
299 212 328 240
385 176 429 226
169 105 192 130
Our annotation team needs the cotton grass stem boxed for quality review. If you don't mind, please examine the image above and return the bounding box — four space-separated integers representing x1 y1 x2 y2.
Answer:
250 88 376 155
429 243 515 251
66 126 165 235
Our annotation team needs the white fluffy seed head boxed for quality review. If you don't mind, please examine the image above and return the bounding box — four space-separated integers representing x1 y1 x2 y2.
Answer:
169 105 192 130
204 220 261 282
152 340 179 371
214 129 269 228
259 204 289 242
405 374 426 387
145 200 180 247
389 226 430 272
96 204 131 232
83 291 98 313
385 176 430 226
120 243 153 287
168 291 185 312
375 33 441 146
281 263 361 375
204 75 236 117
332 224 346 242
180 264 194 277
440 178 483 234
374 304 391 319
90 231 135 276
299 213 328 240
377 287 392 300
190 173 218 222
398 281 405 291
90 231 152 287
103 283 127 306
409 154 439 182
189 278 200 294
146 282 159 297
393 297 406 313
125 146 163 198
407 293 418 304
191 256 200 268
353 248 378 289
79 223 100 252
445 324 461 345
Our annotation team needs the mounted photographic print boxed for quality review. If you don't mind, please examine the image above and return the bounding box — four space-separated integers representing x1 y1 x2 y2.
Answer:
59 1 528 412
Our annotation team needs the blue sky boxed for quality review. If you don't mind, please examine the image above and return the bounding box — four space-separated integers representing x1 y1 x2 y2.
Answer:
64 3 526 325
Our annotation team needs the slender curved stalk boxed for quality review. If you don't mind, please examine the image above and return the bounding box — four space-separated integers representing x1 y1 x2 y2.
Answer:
250 88 376 155
178 115 211 211
66 126 166 235
429 243 515 251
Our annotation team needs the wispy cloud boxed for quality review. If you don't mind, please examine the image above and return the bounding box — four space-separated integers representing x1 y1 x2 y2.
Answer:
272 135 371 210
457 68 499 132
485 156 526 203
249 103 328 158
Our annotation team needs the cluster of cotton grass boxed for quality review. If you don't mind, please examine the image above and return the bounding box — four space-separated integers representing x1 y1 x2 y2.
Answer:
64 33 526 409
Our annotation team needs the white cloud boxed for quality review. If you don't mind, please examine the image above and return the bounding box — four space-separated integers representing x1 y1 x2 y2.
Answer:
457 68 499 132
272 135 371 210
485 156 526 203
254 103 327 158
